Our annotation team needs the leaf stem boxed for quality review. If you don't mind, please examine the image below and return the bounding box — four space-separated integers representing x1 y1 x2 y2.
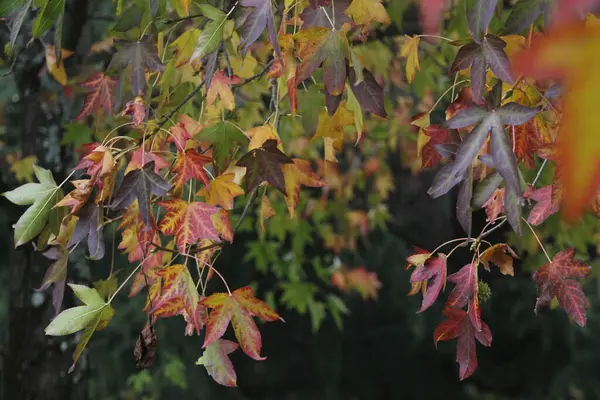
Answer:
417 34 453 42
521 217 552 263
430 80 467 114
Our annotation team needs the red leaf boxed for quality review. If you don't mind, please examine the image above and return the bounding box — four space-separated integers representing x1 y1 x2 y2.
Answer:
75 72 117 120
447 263 477 309
421 124 452 169
434 307 492 380
201 286 281 360
158 199 220 253
410 254 447 312
525 185 560 226
420 0 449 34
171 149 212 196
149 264 207 335
533 248 592 326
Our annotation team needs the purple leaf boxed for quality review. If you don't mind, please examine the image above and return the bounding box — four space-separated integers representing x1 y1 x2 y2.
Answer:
486 80 503 110
467 0 498 42
322 34 348 96
490 125 521 195
204 49 220 90
451 114 499 178
111 161 171 227
470 54 486 103
302 0 352 29
239 0 281 59
444 105 487 129
545 84 562 99
108 38 165 96
471 171 503 208
482 36 514 84
497 102 539 125
478 153 496 168
434 143 459 158
325 92 342 116
68 202 105 260
349 68 386 118
410 255 447 312
37 246 68 315
504 184 523 235
428 165 466 198
450 42 482 73
457 167 474 236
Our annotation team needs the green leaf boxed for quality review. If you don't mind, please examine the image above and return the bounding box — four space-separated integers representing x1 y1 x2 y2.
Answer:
6 0 32 49
2 166 62 247
68 283 105 306
190 14 226 62
196 3 225 20
32 0 64 38
0 0 26 16
197 122 249 171
68 305 114 372
44 305 104 336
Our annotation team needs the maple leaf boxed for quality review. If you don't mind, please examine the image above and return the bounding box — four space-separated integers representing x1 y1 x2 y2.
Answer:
196 339 239 387
171 149 212 196
513 23 600 220
198 122 249 171
238 0 281 59
301 0 352 29
419 124 454 169
312 103 355 151
197 173 245 210
410 254 447 312
449 36 515 102
447 263 482 330
343 267 382 299
481 187 504 223
259 194 276 231
126 147 170 175
247 124 281 151
149 264 206 335
120 95 146 127
400 35 420 83
75 72 117 120
532 248 592 327
434 307 492 380
2 165 64 247
526 185 560 226
117 200 164 267
206 70 242 111
54 179 95 215
112 162 170 227
348 68 387 118
282 159 326 218
201 286 281 360
158 199 220 252
45 45 74 86
236 139 294 195
134 324 157 369
345 0 390 25
295 28 350 111
513 119 541 168
68 202 105 260
38 246 69 315
167 123 193 152
480 243 518 276
107 38 165 96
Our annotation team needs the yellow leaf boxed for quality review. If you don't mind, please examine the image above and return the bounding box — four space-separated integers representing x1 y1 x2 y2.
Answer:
312 103 354 151
45 46 74 86
197 173 245 210
181 0 190 15
345 0 390 25
400 35 420 83
345 85 364 143
247 124 281 150
259 194 275 231
170 28 202 67
282 159 325 218
9 155 37 182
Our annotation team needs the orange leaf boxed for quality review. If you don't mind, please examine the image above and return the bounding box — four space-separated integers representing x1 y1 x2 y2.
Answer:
282 159 325 217
158 199 220 252
197 173 244 210
75 72 117 120
514 22 600 220
150 264 207 335
171 149 212 196
201 286 281 360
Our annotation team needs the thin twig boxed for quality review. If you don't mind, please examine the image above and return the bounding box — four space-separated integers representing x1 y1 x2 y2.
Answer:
232 59 274 88
531 159 548 187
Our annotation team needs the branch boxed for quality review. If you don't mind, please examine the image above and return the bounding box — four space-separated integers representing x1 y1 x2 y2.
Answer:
232 59 274 88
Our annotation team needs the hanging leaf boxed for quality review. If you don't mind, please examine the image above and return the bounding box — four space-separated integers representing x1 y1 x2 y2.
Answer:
236 139 294 195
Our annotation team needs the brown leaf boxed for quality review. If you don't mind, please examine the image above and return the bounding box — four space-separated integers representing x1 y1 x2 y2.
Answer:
134 324 158 369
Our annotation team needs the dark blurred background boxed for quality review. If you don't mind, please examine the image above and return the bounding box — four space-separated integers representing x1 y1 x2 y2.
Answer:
2 0 600 399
